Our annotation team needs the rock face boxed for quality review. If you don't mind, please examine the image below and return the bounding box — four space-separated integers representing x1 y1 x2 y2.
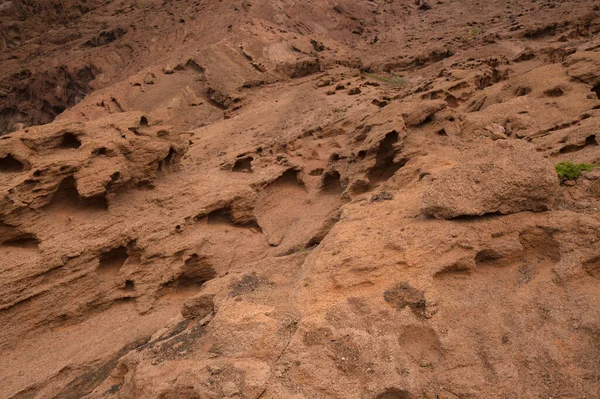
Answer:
0 112 186 220
421 140 559 219
2 1 600 399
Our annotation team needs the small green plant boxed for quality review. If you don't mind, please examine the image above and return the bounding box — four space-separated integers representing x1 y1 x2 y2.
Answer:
363 72 407 87
470 27 482 35
555 161 595 181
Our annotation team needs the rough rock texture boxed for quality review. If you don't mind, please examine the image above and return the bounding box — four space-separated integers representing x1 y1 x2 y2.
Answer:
1 1 600 399
421 140 559 219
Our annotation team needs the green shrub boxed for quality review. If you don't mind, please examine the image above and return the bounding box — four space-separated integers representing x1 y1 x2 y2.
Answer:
555 161 594 181
363 72 407 87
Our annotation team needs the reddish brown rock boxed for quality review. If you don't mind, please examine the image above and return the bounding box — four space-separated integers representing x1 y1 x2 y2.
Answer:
421 140 559 219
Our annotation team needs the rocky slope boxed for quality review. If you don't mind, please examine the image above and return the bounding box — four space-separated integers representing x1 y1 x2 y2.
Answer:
2 0 600 398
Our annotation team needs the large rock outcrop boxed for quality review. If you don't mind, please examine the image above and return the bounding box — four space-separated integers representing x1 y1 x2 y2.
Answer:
421 140 559 219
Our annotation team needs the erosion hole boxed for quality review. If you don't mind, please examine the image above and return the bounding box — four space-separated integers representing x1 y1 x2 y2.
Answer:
164 147 176 163
445 95 459 108
158 147 178 172
559 134 598 154
375 388 411 399
206 207 234 225
83 27 127 48
124 280 135 291
2 235 39 249
367 131 404 185
474 249 504 266
583 256 600 278
204 206 261 230
321 170 343 194
592 83 600 99
0 154 24 173
98 246 129 278
515 86 532 96
585 134 598 146
232 156 253 173
175 254 216 288
47 176 108 211
92 147 107 156
274 168 305 188
60 133 82 149
544 87 564 97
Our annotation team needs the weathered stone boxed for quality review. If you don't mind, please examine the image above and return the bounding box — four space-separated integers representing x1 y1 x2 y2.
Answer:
421 140 558 219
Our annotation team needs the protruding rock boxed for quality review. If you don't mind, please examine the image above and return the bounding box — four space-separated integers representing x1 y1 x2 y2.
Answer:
400 100 446 127
181 294 215 320
421 140 558 219
484 123 507 140
143 72 156 84
564 51 600 84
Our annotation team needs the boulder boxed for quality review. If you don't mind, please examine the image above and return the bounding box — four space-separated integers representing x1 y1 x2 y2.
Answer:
400 99 446 127
181 294 215 320
421 140 558 219
564 51 600 84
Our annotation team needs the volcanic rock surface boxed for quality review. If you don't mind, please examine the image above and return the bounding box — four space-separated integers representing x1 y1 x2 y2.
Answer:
2 0 600 398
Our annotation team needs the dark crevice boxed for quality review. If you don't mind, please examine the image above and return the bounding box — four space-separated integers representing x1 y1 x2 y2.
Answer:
321 170 343 194
445 95 459 108
54 336 151 399
178 255 217 288
206 207 235 225
367 131 404 185
583 256 600 278
158 147 179 172
203 206 262 231
271 168 306 189
161 255 216 292
164 147 175 163
185 59 206 74
46 176 108 211
544 87 564 97
59 133 81 149
474 249 504 266
232 156 253 173
305 212 341 248
124 280 135 291
375 388 411 399
559 134 598 154
446 212 504 221
83 27 127 48
592 83 600 99
98 246 128 278
92 147 108 156
0 154 24 172
515 86 532 96
1 234 39 249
